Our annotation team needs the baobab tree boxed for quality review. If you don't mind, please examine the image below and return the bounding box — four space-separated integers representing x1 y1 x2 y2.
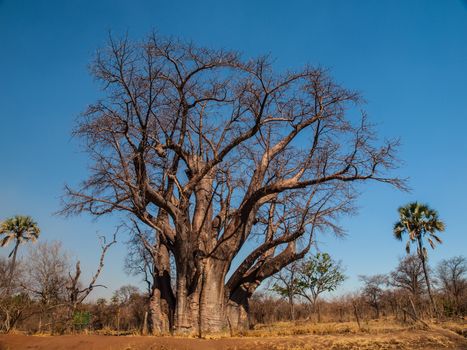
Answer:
393 202 445 315
62 33 403 335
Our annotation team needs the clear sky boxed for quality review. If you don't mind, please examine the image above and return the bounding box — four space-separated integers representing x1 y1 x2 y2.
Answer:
0 0 466 299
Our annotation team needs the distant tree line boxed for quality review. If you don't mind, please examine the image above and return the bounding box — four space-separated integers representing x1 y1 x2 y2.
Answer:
255 254 466 326
0 235 464 335
1 198 465 335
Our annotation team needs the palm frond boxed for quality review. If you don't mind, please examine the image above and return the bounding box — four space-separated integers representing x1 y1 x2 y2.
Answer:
405 240 411 254
431 234 443 244
393 222 405 240
0 235 13 247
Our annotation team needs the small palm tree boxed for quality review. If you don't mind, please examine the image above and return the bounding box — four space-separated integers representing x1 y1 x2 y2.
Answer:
393 202 445 314
0 215 40 292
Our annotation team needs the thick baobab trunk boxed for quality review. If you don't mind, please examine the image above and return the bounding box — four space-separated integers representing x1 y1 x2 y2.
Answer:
149 287 169 334
149 243 174 335
172 175 231 335
173 258 228 335
226 288 251 331
172 214 200 334
198 259 228 335
226 279 264 331
173 274 199 333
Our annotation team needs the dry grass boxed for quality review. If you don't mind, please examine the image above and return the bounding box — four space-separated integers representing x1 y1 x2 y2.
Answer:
0 319 465 350
235 319 425 337
439 319 467 337
223 318 467 349
93 326 141 336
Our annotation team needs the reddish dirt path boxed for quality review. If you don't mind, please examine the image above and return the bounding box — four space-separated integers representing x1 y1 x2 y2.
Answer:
0 329 465 350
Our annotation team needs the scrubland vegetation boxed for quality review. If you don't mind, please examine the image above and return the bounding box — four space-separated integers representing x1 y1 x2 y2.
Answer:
0 212 465 350
0 238 465 338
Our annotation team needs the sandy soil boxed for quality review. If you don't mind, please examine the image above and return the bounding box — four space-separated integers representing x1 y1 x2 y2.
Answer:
0 328 465 350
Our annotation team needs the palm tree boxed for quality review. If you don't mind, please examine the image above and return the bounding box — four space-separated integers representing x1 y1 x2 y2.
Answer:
0 215 40 292
393 202 445 314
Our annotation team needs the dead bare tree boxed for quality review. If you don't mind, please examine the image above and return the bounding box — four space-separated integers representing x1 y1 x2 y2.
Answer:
390 255 426 299
21 241 70 333
66 232 117 330
436 256 467 316
61 33 404 335
389 254 426 316
0 258 32 333
360 274 388 319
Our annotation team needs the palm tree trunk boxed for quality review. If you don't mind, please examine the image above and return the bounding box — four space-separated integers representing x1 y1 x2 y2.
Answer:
417 238 437 315
6 241 19 295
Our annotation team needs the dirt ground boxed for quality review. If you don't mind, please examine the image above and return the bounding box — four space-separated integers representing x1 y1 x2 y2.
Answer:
0 327 465 350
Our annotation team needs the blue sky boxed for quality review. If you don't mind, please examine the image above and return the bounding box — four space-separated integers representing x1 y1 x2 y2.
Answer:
0 0 466 299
